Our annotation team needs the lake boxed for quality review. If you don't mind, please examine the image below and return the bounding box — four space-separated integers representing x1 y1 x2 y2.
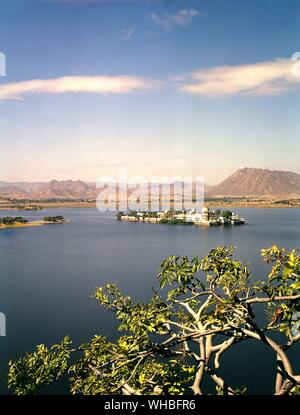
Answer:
0 207 299 394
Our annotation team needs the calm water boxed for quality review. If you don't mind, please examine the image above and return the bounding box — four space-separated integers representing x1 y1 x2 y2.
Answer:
0 208 299 394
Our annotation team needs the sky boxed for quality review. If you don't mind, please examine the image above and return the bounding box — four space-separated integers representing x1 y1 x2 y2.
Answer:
0 0 300 184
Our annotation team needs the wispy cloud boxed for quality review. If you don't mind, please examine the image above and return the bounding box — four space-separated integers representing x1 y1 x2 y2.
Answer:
174 59 300 97
1 59 298 101
0 75 162 100
151 9 201 30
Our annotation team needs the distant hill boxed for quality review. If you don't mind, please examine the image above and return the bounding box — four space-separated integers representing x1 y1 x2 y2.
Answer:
0 180 97 199
206 168 300 198
1 169 300 200
33 180 96 199
0 185 29 198
0 179 206 200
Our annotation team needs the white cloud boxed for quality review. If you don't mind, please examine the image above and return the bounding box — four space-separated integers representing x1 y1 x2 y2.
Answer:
175 59 300 97
0 75 162 100
151 9 200 30
1 59 298 101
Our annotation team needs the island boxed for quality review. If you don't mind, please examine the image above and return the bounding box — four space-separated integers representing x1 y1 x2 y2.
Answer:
43 215 66 223
0 216 28 226
117 207 246 226
0 215 68 229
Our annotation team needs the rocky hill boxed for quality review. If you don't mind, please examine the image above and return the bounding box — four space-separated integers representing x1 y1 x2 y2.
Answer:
206 168 300 198
0 180 96 199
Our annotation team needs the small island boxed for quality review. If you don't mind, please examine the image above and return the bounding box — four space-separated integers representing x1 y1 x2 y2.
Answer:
0 216 29 226
117 207 246 227
0 215 68 229
43 215 66 223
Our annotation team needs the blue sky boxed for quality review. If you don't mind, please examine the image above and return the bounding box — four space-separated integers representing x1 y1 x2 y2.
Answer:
0 0 299 183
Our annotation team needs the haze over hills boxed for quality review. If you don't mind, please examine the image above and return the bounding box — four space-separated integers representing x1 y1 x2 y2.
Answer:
0 168 300 200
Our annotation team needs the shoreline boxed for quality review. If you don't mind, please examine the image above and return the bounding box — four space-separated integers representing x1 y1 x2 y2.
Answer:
1 203 300 210
0 197 300 211
0 220 70 229
0 220 45 229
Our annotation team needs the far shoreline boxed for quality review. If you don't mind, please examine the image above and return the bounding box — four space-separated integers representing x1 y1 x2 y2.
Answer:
1 201 300 210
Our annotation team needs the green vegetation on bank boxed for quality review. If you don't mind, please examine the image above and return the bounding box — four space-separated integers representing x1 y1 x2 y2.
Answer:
116 211 124 220
7 245 300 395
159 218 193 225
43 216 65 223
0 216 28 225
2 197 300 210
221 210 232 219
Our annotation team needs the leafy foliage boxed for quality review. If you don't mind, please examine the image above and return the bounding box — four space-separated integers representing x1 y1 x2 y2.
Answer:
8 337 72 395
43 216 65 222
0 216 28 225
221 210 232 219
8 245 300 395
159 218 192 225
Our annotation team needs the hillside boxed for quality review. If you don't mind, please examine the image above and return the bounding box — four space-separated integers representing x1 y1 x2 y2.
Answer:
33 180 96 199
0 180 97 199
206 168 300 198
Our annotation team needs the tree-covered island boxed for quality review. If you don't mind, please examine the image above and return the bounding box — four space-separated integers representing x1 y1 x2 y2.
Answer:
43 215 66 223
0 215 67 229
0 216 28 225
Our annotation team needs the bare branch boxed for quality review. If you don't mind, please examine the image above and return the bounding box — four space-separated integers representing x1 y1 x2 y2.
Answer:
205 366 236 395
121 383 141 395
214 337 236 370
245 293 300 304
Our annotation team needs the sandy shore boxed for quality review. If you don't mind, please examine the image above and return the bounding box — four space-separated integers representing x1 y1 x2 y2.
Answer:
0 220 69 229
0 221 45 229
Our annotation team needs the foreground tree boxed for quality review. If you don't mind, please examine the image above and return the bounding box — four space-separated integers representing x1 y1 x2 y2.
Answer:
8 245 300 395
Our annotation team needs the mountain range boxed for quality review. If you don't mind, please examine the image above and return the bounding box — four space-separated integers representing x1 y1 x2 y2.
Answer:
0 168 300 200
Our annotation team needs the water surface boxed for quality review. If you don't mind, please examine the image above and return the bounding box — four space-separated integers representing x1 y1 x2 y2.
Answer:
0 208 299 394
